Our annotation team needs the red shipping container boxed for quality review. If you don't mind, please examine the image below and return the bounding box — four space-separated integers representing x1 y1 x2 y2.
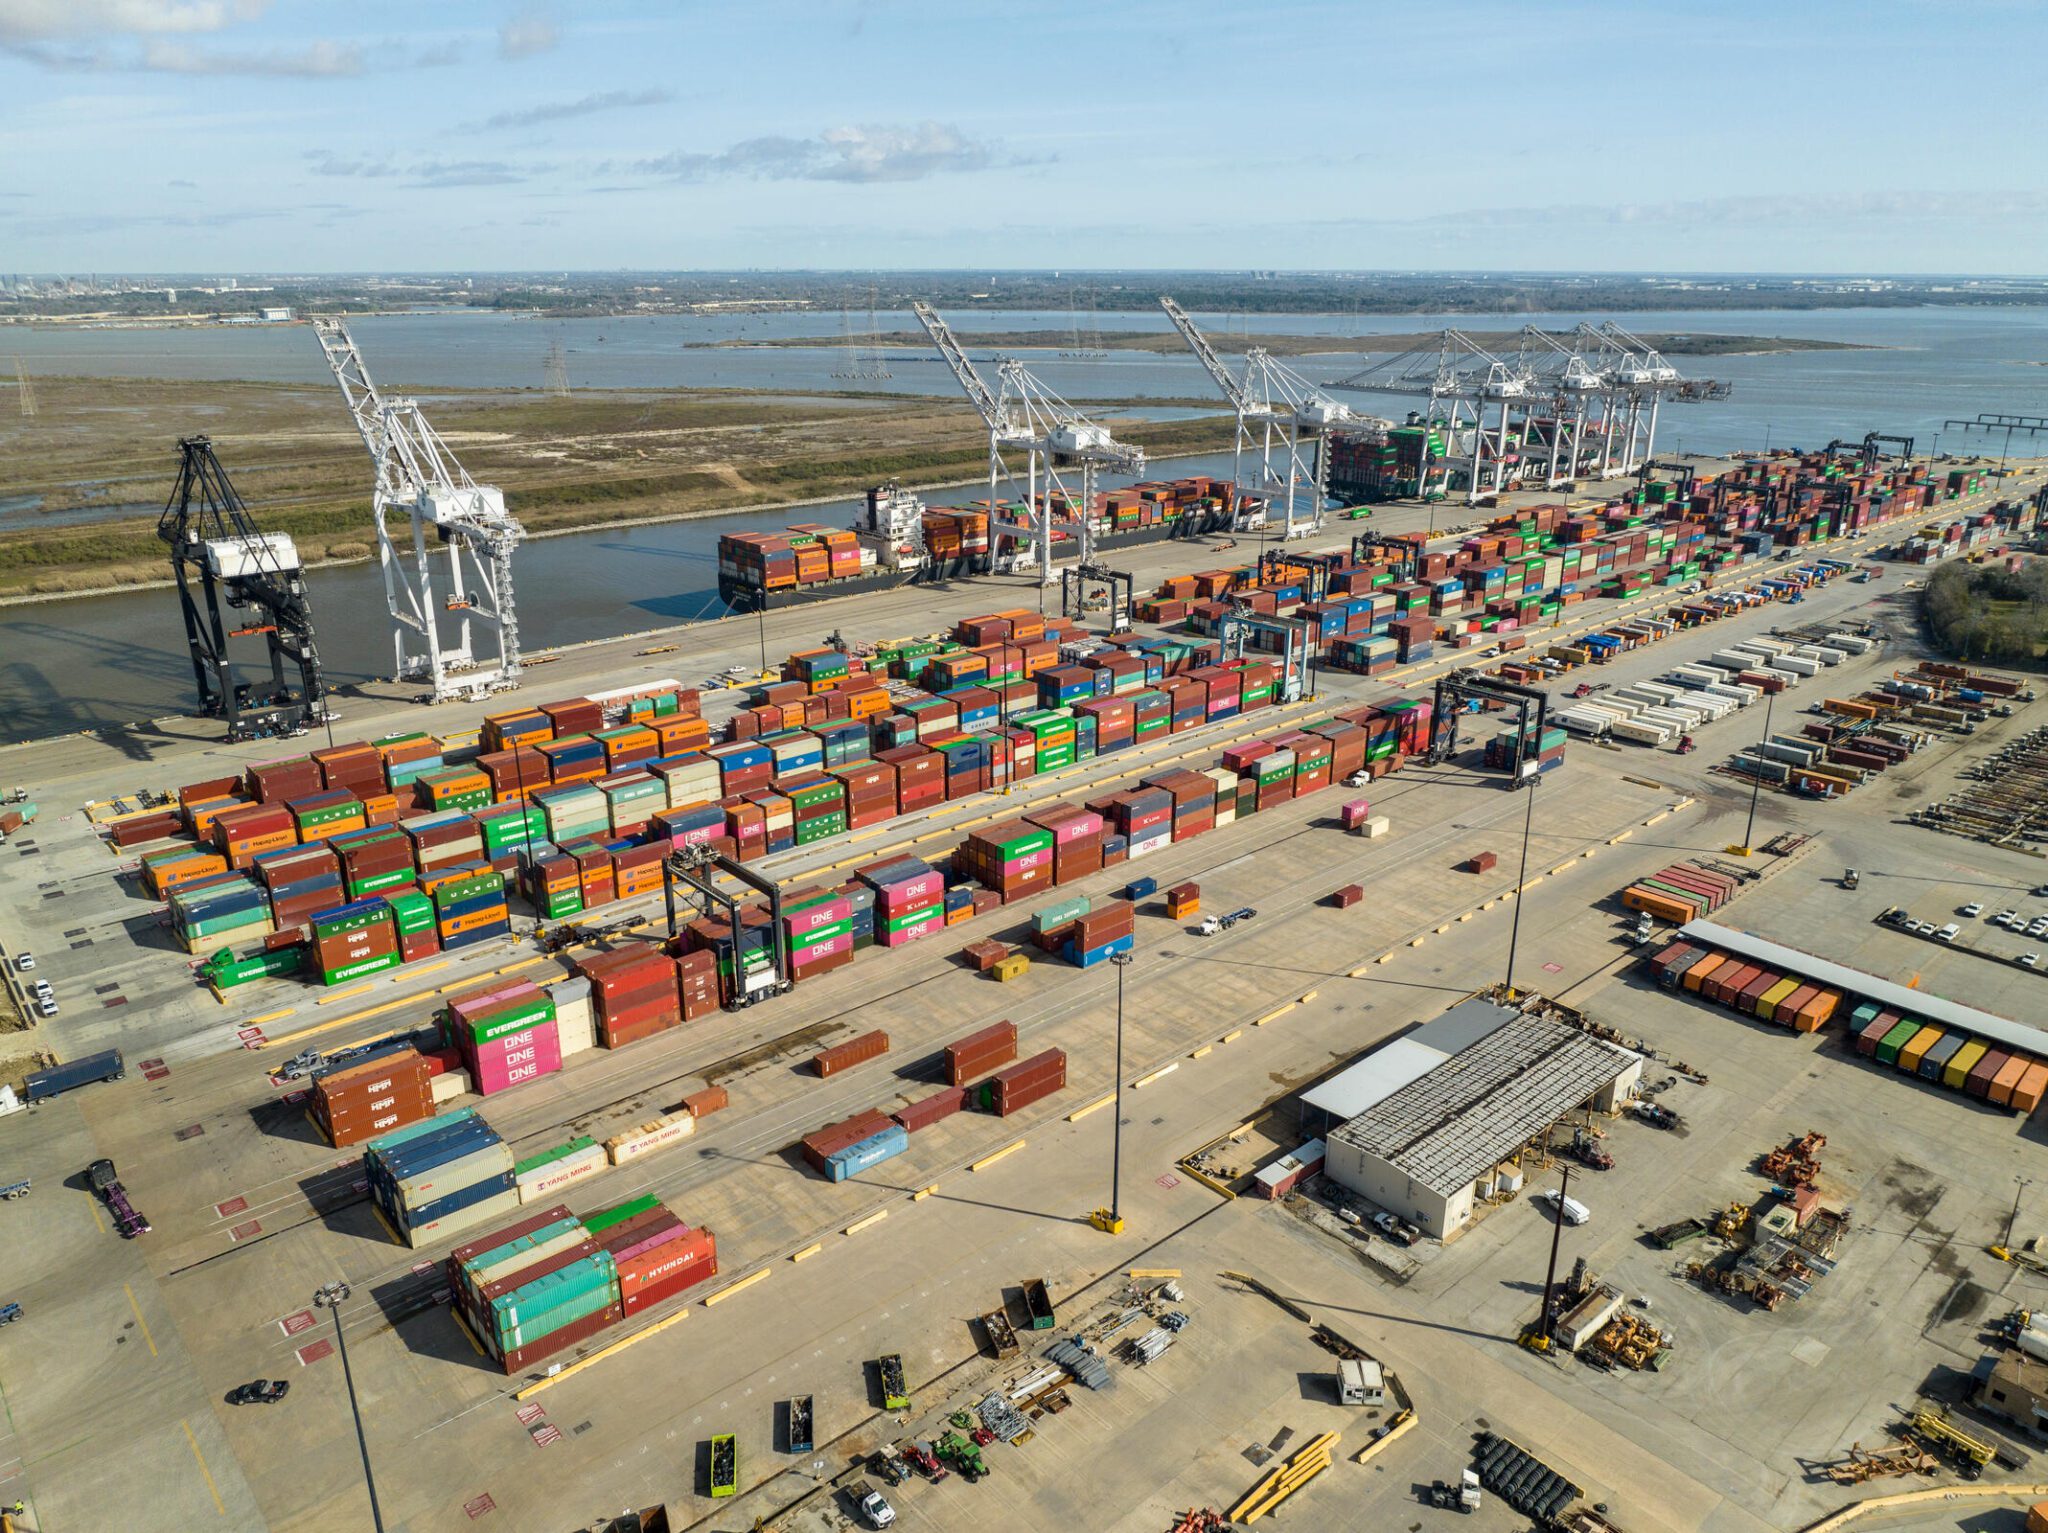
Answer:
683 1085 729 1118
497 1300 622 1374
617 1225 717 1298
895 1086 967 1132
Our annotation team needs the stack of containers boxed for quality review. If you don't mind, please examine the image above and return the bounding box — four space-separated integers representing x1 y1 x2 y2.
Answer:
1023 804 1105 885
512 1137 607 1205
707 742 773 797
537 733 607 786
405 812 484 880
329 827 417 900
255 844 341 929
1106 786 1174 859
674 950 721 1022
449 1206 621 1372
247 756 323 806
586 1196 719 1318
386 889 440 962
314 742 387 799
782 775 848 846
445 979 563 1097
958 820 1055 903
576 946 681 1047
783 887 855 981
531 854 584 919
655 753 729 814
945 1019 1018 1085
973 1048 1066 1116
1143 770 1216 841
473 744 549 802
310 1045 435 1147
1063 899 1135 968
594 724 659 772
288 790 368 844
363 1107 517 1246
536 784 609 846
374 732 445 793
432 867 511 951
609 842 665 902
539 696 604 739
801 1109 908 1182
473 803 546 861
880 744 945 814
310 899 400 985
858 857 947 948
601 774 666 835
210 803 297 868
141 844 229 897
412 766 492 813
168 875 273 953
547 975 599 1055
829 759 897 829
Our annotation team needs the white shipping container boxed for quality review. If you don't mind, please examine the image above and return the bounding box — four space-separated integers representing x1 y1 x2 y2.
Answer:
1774 655 1822 678
606 1112 696 1165
517 1144 607 1202
1613 719 1674 746
431 1070 472 1104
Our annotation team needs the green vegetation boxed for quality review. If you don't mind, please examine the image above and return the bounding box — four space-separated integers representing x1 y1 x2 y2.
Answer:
1924 558 2048 665
716 329 1864 358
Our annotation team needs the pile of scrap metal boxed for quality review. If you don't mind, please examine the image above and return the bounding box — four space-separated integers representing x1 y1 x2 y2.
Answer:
1758 1132 1826 1189
1045 1338 1112 1391
1823 1437 1938 1484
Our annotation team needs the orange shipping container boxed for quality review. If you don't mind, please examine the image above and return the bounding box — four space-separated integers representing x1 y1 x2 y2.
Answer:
2012 1061 2048 1115
1991 1054 2032 1107
1682 952 1729 993
1790 988 1840 1033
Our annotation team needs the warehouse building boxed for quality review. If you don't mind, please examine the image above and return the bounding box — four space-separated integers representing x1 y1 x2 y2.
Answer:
1316 998 1642 1241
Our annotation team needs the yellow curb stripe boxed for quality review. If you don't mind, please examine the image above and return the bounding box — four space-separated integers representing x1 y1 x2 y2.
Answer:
703 1269 771 1306
790 1243 822 1262
971 1140 1027 1172
1189 1044 1213 1060
1133 1063 1179 1088
180 1419 227 1517
1255 1003 1296 1026
1067 1094 1116 1122
1220 1028 1244 1043
844 1209 889 1237
910 1185 938 1202
125 1282 158 1358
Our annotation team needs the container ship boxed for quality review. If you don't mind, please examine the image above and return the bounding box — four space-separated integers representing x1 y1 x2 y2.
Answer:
718 477 1253 612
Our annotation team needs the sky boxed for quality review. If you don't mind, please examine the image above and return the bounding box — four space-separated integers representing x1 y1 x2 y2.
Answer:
2 0 2046 274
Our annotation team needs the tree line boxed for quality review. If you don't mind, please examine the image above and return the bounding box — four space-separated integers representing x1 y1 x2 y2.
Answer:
1923 558 2048 665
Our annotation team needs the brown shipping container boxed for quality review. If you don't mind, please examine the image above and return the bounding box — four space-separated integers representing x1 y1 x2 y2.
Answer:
448 1204 577 1274
682 1085 729 1118
945 1019 1020 1086
810 1029 890 1079
992 1070 1063 1118
801 1109 895 1173
894 1085 967 1132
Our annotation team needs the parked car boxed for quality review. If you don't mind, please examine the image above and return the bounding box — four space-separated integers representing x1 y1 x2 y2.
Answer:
13 952 31 972
226 1380 290 1406
1996 910 2020 928
1937 923 1961 943
851 1481 897 1529
1370 1211 1420 1247
1961 902 1984 918
2024 954 2042 970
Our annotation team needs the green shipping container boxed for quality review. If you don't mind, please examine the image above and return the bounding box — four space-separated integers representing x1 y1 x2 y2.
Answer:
468 997 557 1046
583 1195 661 1236
1873 1018 1921 1065
513 1136 598 1179
322 950 401 986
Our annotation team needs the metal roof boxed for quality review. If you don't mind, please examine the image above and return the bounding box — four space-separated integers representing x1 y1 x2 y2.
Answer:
1328 1013 1636 1198
1677 919 2048 1060
1300 998 1521 1125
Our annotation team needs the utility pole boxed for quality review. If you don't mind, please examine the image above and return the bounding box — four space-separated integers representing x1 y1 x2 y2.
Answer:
1536 1163 1573 1346
314 1280 385 1533
2006 1175 2031 1250
1734 688 1777 854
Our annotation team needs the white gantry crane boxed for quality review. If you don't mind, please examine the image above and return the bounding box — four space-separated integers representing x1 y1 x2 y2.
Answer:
1159 295 1386 538
312 316 525 700
912 300 1144 584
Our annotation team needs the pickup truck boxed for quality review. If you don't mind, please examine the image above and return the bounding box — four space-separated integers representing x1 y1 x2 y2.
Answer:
850 1480 896 1528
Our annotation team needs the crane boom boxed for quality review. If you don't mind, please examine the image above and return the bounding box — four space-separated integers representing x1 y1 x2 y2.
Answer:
1158 296 1269 418
911 300 1029 444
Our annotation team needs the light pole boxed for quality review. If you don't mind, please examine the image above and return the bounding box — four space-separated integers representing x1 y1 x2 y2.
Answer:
1503 772 1539 995
314 1280 385 1533
1736 688 1777 854
754 590 769 674
1093 950 1133 1236
2006 1175 2031 1250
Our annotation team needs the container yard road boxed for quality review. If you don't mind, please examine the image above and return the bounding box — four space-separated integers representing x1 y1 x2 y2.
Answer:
0 455 2041 1533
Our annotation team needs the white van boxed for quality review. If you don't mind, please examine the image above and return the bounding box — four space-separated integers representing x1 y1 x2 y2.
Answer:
1538 1190 1590 1226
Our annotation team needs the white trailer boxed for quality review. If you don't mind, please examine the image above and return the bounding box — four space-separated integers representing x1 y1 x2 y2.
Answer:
1613 718 1675 747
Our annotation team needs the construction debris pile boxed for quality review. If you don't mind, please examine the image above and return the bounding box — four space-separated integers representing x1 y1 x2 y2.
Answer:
1823 1437 1939 1484
1677 1133 1852 1309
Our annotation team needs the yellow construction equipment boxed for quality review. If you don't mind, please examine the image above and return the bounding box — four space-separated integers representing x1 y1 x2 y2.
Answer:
1713 1200 1751 1240
1759 1131 1826 1188
1909 1406 1994 1477
1228 1432 1340 1523
1588 1312 1665 1370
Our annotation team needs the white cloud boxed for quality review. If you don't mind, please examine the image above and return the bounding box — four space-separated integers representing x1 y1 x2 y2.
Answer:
0 0 264 41
472 87 670 132
498 8 556 58
139 36 360 74
640 121 1003 184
